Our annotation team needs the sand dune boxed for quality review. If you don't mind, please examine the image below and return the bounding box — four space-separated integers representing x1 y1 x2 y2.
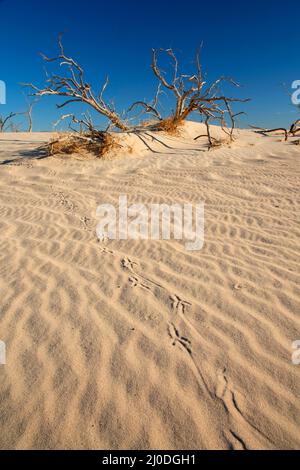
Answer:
0 123 299 449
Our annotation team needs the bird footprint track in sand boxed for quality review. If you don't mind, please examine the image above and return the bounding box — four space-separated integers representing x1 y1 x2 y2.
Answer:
215 367 242 415
170 294 191 315
121 258 194 324
216 367 230 399
98 246 114 254
168 322 192 355
121 257 153 291
121 257 187 296
168 322 213 398
215 368 248 449
120 255 198 362
80 216 91 230
214 368 271 450
121 257 138 272
128 276 150 291
53 191 75 212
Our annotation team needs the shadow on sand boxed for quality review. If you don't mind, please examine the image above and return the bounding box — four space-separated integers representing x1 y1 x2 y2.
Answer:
0 146 48 165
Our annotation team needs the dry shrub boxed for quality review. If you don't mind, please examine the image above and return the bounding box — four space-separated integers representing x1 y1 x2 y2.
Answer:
158 118 184 135
151 117 184 135
47 132 118 158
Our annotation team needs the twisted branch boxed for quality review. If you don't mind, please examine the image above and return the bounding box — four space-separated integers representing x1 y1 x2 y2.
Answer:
22 33 128 131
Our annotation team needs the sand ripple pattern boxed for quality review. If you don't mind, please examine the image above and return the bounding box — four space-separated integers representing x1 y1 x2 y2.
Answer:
0 129 300 449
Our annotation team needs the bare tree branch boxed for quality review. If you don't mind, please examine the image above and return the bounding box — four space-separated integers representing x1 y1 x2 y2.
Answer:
146 47 248 144
0 112 18 132
22 33 128 131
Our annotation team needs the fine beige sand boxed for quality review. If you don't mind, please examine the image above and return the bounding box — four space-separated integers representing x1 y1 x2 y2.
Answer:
0 122 299 449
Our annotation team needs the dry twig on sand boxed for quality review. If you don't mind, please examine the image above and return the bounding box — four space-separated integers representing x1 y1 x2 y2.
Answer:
251 119 300 141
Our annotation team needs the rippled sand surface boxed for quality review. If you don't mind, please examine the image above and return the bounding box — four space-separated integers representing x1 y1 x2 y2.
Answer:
0 124 299 449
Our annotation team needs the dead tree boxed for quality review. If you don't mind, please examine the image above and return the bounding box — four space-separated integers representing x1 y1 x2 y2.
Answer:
0 106 35 133
21 37 248 154
26 103 33 132
151 48 202 126
53 112 107 137
129 48 203 130
129 47 248 142
128 83 163 123
193 97 246 148
23 33 129 131
0 112 18 132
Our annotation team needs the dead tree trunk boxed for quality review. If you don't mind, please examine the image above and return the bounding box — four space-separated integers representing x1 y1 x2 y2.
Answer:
27 103 33 132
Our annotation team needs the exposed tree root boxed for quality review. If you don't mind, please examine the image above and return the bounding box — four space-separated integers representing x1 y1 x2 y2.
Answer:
251 119 300 141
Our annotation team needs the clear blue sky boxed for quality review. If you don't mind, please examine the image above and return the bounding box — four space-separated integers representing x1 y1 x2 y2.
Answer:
0 0 299 131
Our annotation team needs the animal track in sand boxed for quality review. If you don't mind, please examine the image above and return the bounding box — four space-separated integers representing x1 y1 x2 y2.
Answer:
215 368 248 449
80 216 91 230
168 322 192 355
167 321 213 398
216 367 230 400
121 255 195 330
229 430 247 450
98 246 114 255
118 261 196 353
121 256 162 291
53 191 75 211
128 276 151 291
170 294 191 314
215 368 274 449
121 256 138 272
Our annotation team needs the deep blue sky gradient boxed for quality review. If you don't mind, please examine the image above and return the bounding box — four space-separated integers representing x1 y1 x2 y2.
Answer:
0 0 299 130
